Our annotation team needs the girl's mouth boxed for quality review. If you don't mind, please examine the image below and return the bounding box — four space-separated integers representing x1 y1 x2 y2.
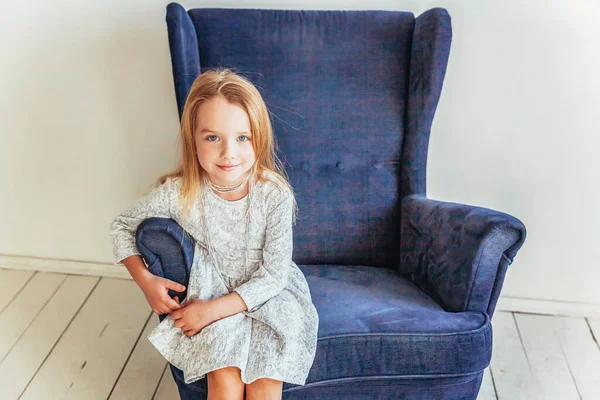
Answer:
218 164 239 171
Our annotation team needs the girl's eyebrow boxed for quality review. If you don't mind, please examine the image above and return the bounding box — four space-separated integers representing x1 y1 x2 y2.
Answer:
200 129 251 135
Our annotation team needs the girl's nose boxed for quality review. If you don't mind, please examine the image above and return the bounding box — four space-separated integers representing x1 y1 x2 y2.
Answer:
221 142 236 159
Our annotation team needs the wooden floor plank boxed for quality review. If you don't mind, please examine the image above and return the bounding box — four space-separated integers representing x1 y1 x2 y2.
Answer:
153 364 180 400
0 265 598 400
479 367 498 399
0 269 35 314
0 275 98 400
20 278 150 400
0 272 66 362
489 311 544 400
109 312 167 400
551 316 600 399
587 318 600 350
515 313 580 400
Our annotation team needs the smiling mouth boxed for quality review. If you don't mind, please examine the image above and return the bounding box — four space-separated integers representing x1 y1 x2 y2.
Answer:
218 164 239 170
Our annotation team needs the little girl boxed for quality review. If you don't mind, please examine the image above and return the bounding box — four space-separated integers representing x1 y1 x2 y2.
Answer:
110 69 319 399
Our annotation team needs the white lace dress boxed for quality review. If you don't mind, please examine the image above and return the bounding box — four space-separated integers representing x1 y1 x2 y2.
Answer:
109 173 319 385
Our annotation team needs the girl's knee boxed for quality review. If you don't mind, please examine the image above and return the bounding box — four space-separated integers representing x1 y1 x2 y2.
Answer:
207 366 244 387
245 378 283 400
207 367 244 400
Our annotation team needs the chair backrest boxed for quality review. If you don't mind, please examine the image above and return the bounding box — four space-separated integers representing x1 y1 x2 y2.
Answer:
165 4 451 267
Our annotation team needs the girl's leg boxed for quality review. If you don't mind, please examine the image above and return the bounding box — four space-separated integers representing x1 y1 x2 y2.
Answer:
168 364 207 400
207 367 245 400
245 378 283 400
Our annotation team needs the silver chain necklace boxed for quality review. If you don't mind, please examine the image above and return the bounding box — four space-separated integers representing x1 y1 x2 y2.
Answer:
205 173 250 193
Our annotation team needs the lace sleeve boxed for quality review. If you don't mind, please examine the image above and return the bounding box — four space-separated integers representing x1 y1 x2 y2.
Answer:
109 178 173 266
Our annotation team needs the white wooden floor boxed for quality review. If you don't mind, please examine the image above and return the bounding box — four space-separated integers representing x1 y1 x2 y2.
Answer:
0 268 599 400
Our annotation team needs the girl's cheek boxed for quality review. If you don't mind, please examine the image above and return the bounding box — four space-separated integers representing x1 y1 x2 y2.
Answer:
244 144 256 157
196 145 213 158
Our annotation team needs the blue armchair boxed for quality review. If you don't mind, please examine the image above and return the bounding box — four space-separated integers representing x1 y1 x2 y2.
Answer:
135 3 527 399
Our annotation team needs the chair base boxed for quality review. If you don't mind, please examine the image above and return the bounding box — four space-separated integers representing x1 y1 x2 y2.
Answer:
284 372 484 400
168 363 484 400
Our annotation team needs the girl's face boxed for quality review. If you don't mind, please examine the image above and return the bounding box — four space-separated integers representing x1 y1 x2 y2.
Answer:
194 95 256 186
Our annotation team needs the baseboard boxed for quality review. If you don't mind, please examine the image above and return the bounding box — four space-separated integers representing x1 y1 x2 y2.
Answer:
0 254 131 280
2 253 599 318
495 296 600 319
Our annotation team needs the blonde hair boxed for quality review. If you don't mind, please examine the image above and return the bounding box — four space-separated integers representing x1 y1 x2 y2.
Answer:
155 68 298 223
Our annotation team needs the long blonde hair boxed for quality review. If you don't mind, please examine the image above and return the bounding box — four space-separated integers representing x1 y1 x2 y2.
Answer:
155 68 298 223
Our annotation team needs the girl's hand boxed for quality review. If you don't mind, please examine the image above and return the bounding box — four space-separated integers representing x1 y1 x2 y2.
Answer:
138 275 186 315
171 298 219 337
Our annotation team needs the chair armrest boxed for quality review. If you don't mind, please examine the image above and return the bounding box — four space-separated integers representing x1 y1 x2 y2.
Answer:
135 217 195 300
399 195 526 317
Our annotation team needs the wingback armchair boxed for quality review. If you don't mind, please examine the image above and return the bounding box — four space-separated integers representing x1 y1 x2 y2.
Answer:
134 3 527 399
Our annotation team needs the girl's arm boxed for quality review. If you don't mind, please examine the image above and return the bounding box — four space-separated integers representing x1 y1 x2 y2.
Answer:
121 254 156 286
110 178 173 268
211 291 248 319
233 191 294 312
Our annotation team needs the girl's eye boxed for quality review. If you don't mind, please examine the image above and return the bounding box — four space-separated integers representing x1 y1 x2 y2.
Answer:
207 135 218 141
238 136 251 142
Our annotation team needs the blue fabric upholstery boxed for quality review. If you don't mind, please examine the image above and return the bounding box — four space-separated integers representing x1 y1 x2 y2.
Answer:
136 219 492 399
400 195 526 317
136 217 194 320
140 3 528 399
168 5 417 268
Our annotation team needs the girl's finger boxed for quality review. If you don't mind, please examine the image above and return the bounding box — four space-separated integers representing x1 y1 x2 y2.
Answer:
164 279 186 292
165 297 182 311
174 320 186 329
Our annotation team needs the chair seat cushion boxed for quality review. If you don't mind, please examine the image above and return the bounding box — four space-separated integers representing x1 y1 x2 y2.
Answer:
287 265 491 388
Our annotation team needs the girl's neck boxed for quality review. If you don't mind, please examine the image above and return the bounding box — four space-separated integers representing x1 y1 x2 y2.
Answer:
204 171 252 201
213 182 249 201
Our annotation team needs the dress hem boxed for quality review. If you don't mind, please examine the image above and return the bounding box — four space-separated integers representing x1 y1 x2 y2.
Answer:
184 366 308 386
147 333 309 386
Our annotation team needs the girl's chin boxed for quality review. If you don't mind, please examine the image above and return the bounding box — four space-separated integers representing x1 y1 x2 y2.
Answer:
209 168 248 183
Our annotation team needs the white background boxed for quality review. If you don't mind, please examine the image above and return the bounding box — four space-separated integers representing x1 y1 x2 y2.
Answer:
1 0 597 304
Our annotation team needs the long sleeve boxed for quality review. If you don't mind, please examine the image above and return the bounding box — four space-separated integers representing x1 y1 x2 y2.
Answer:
234 191 294 312
109 177 173 266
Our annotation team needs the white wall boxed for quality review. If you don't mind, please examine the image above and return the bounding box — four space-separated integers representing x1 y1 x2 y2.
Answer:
1 0 598 305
